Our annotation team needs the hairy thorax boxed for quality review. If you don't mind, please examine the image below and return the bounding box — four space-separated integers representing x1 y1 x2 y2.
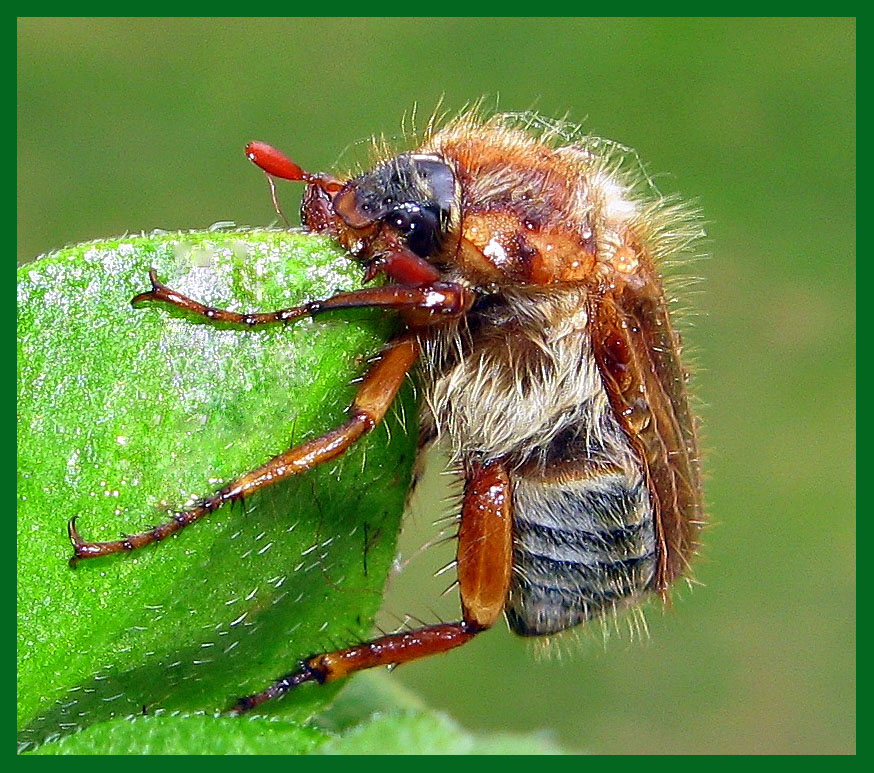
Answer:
418 287 603 464
420 126 633 289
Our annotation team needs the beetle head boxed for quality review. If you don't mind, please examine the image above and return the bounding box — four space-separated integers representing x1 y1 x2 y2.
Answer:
319 154 460 261
247 141 461 264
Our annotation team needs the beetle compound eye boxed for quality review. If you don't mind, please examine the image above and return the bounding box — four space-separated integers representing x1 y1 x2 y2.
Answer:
386 203 443 258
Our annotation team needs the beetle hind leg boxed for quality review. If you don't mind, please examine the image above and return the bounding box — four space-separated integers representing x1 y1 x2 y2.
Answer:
229 622 482 715
228 458 514 714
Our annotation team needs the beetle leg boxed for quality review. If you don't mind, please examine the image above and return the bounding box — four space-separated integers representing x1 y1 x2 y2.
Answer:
363 242 442 285
133 268 471 325
229 458 513 714
131 268 473 327
67 335 419 564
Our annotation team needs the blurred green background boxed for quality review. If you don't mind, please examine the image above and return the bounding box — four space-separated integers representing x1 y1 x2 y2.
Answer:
18 18 855 754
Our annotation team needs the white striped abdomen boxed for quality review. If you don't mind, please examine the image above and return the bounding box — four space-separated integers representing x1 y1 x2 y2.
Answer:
506 424 656 636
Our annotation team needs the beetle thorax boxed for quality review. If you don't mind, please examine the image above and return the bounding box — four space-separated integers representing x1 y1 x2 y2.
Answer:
418 287 607 464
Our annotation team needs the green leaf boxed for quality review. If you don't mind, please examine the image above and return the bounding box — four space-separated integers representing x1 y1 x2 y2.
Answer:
317 711 566 755
31 672 567 755
30 715 330 755
17 230 418 751
31 711 565 756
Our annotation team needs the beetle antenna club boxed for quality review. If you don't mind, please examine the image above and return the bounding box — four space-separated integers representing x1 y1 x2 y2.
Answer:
69 111 704 713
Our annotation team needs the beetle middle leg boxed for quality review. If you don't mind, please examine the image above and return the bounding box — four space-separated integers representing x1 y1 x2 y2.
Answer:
68 334 419 563
229 458 513 714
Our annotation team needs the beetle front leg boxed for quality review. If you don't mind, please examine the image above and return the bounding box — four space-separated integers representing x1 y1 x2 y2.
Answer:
68 334 419 564
133 267 471 326
229 458 513 714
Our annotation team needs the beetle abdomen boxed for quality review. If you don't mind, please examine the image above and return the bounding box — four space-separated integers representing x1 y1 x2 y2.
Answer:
507 458 656 637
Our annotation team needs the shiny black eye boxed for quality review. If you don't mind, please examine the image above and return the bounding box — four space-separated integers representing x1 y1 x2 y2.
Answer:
386 202 442 257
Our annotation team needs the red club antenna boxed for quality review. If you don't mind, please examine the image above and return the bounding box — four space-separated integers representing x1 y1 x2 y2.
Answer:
245 141 342 190
245 141 342 226
245 141 315 182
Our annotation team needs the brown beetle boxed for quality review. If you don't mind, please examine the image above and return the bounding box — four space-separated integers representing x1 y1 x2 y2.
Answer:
69 112 704 713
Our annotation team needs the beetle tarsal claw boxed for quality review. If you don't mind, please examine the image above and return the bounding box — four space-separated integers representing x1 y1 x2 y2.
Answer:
130 268 166 306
